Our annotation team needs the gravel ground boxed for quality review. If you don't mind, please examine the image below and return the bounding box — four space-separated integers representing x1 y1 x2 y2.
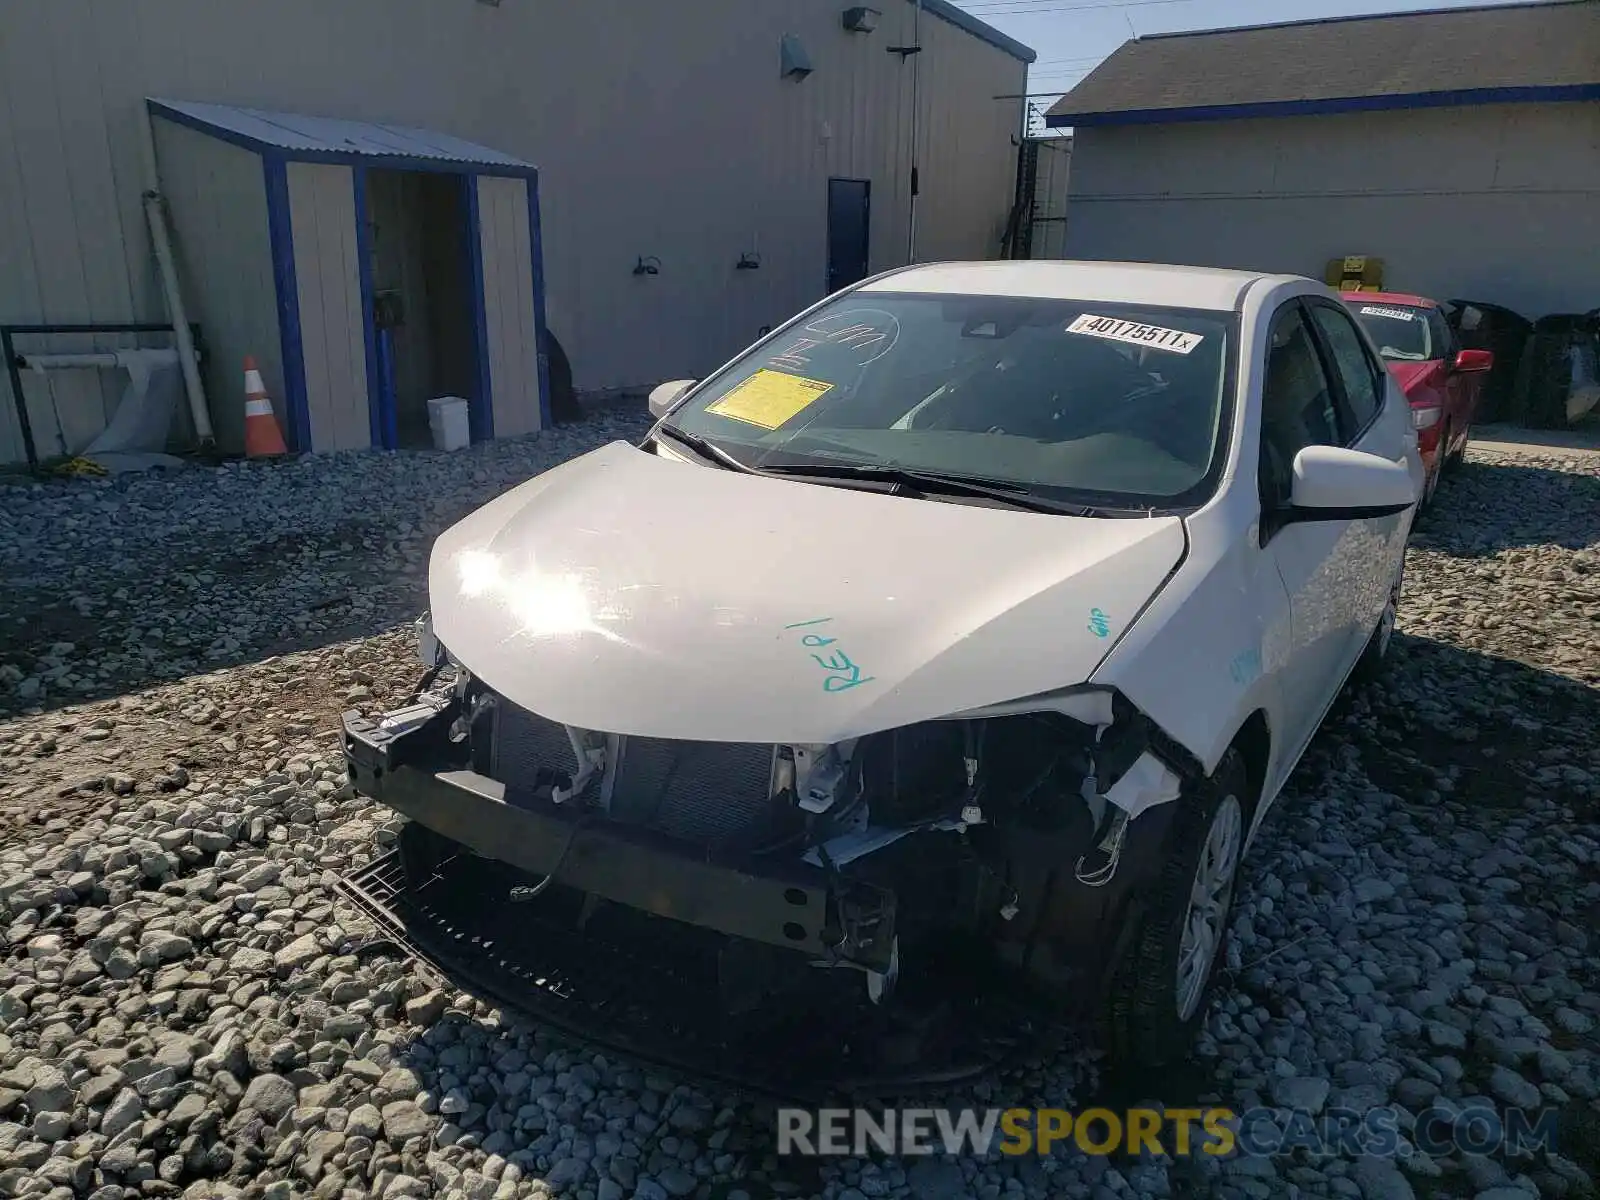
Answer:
0 426 1596 1200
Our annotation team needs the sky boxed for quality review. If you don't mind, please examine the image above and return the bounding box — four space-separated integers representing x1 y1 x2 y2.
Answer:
948 0 1524 133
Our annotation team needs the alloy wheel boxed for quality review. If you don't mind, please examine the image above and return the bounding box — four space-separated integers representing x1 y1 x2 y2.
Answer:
1175 793 1244 1022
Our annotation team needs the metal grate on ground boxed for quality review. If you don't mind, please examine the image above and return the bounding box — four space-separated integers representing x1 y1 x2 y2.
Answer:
335 840 1042 1102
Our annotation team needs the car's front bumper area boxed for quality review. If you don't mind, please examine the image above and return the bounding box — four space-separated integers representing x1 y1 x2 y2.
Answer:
341 696 897 973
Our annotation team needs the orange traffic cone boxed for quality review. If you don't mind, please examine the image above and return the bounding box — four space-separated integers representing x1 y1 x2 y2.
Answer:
243 356 288 457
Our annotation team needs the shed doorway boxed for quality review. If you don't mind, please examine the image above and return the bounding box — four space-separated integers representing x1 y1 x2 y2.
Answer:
363 170 480 449
827 178 872 295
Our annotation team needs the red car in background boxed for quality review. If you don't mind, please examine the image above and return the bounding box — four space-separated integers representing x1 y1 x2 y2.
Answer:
1342 291 1494 505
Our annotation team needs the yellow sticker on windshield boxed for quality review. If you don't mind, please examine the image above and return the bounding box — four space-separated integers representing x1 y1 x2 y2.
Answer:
705 369 833 430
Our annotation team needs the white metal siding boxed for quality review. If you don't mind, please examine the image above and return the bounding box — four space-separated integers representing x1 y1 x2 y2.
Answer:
911 9 1029 266
1064 102 1600 318
151 118 280 456
475 176 542 439
0 0 150 462
286 163 369 452
0 0 1025 462
1028 138 1073 260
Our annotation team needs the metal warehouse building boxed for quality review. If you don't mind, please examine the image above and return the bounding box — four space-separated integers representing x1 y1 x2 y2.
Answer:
1045 0 1600 320
0 0 1033 464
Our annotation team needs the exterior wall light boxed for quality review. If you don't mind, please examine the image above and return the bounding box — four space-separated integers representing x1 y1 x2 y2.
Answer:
843 7 881 33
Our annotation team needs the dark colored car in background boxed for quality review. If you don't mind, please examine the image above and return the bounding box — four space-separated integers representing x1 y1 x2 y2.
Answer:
1343 291 1493 505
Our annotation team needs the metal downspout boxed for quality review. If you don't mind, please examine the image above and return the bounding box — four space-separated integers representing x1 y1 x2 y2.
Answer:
139 105 214 447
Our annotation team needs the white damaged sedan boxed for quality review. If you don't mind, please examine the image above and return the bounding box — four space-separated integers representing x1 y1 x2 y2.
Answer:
345 261 1424 1066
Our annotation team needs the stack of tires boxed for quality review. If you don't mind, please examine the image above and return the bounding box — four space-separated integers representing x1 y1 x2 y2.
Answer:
1445 299 1531 425
1512 310 1600 430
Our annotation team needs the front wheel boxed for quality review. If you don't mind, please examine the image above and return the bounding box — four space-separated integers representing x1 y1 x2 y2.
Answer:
1105 750 1249 1068
1351 566 1403 687
1420 445 1443 508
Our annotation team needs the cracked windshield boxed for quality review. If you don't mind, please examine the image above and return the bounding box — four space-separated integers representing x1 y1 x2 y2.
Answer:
665 293 1232 505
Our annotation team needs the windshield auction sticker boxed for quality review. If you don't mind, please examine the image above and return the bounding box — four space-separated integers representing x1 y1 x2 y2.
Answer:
706 369 834 429
1066 313 1203 354
1360 306 1415 321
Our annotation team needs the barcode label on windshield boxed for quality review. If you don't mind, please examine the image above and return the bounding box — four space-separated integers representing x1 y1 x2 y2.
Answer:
1360 306 1415 321
1066 313 1204 354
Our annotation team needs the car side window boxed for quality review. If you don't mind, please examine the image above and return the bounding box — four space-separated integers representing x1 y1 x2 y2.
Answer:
1259 304 1340 512
1307 303 1383 438
1427 309 1458 361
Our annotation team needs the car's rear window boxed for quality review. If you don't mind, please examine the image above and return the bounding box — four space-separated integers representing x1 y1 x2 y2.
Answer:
1353 302 1434 361
663 291 1235 508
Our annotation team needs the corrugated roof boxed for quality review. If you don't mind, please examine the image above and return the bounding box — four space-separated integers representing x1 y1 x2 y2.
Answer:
1046 0 1600 127
148 99 536 172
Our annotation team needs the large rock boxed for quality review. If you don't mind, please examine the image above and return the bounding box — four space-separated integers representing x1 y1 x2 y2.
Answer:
239 1073 298 1122
403 989 447 1026
1269 1075 1331 1114
100 1088 145 1139
346 1103 383 1139
380 1100 434 1144
1487 1065 1541 1109
1351 1157 1416 1200
273 933 320 970
22 1068 71 1114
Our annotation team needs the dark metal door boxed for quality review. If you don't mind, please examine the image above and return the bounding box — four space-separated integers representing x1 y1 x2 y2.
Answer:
826 179 871 294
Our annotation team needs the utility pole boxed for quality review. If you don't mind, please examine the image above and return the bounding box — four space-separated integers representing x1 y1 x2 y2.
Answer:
888 3 924 262
907 0 922 262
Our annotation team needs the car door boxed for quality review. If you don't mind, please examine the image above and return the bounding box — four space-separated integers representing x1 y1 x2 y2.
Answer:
1256 301 1359 760
1304 298 1415 657
1426 306 1474 453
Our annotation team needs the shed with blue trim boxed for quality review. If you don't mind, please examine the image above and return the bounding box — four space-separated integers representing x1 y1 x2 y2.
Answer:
147 98 548 454
1041 0 1600 319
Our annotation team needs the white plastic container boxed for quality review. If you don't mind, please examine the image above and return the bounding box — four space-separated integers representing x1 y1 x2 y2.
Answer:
427 396 472 451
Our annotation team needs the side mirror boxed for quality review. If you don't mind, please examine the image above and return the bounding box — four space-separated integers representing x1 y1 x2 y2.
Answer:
1285 445 1416 523
648 379 697 420
1452 348 1494 374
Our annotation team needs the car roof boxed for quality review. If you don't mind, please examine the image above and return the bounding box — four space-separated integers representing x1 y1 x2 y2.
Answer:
861 260 1298 311
1341 290 1439 309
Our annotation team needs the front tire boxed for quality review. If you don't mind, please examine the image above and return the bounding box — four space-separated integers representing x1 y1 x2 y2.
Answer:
1351 566 1403 687
1420 447 1443 508
1106 750 1248 1069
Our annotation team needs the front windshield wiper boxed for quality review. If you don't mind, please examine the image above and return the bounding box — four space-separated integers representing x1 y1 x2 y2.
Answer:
652 431 1156 517
651 424 752 472
753 462 1125 516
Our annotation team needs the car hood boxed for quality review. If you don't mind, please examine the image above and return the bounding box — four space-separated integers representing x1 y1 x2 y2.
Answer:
428 441 1187 744
1384 358 1445 398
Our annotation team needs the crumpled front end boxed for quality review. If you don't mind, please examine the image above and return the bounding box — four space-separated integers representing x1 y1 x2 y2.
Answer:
344 620 1204 1009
